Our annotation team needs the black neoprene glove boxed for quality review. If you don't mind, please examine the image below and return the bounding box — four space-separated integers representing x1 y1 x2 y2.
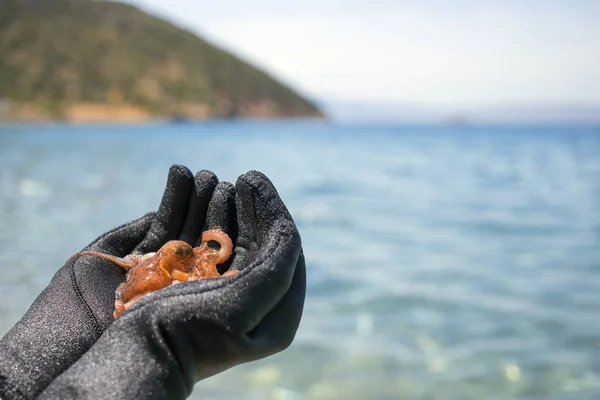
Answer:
0 165 220 400
37 169 306 399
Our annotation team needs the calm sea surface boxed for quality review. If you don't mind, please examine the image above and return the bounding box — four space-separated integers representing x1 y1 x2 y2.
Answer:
0 121 599 399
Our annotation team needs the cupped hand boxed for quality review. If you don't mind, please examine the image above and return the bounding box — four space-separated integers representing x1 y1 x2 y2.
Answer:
38 170 306 400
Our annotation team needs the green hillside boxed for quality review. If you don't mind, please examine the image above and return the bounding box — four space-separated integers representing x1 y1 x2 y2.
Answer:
0 0 324 121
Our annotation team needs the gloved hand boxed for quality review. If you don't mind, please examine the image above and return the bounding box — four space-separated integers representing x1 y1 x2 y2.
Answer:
0 165 221 400
37 170 306 400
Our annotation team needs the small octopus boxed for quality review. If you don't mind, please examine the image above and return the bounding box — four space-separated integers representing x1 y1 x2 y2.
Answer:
68 227 238 318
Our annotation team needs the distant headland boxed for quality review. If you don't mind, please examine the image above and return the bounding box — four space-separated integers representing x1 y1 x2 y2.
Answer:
0 0 324 122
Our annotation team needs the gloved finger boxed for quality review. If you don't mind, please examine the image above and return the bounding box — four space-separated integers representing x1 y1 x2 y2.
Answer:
133 165 194 254
203 182 237 239
179 170 219 245
244 251 306 356
202 181 237 272
225 220 302 333
235 171 294 249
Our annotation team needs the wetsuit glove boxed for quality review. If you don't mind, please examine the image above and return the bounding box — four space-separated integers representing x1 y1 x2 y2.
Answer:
0 165 220 400
38 171 306 400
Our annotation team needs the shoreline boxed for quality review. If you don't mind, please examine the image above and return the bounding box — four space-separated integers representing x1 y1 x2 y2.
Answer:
0 116 330 127
0 102 326 125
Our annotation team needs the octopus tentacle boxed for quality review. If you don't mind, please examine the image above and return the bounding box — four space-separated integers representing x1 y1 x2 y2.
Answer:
66 251 141 271
201 227 233 264
171 269 189 281
221 269 239 277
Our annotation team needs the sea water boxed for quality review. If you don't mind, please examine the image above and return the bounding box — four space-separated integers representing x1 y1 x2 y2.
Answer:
0 121 599 399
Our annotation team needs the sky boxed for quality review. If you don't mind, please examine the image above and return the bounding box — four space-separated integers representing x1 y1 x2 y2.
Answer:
122 0 600 115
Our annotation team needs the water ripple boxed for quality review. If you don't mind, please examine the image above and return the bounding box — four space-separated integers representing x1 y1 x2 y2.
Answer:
1 123 599 399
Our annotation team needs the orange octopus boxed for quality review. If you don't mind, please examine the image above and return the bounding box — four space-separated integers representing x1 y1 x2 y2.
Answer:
68 227 238 318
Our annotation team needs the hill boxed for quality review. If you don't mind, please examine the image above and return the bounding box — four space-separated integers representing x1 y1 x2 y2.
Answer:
0 0 324 122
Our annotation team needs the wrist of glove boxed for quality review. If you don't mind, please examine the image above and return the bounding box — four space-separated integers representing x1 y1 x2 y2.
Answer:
0 166 305 400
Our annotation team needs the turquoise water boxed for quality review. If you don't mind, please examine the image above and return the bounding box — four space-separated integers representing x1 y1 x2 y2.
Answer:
0 121 599 399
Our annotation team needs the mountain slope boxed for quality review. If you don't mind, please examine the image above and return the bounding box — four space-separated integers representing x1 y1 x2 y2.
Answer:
0 0 323 121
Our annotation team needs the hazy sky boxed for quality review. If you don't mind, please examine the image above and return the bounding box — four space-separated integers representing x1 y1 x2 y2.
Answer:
123 0 600 112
